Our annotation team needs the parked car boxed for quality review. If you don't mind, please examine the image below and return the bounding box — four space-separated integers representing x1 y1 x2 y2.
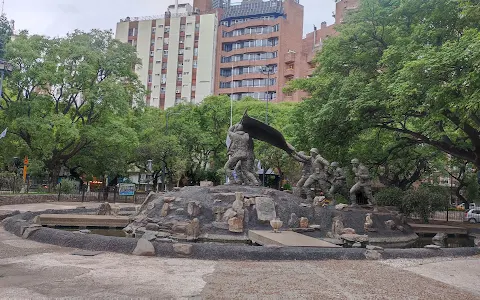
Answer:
465 209 480 223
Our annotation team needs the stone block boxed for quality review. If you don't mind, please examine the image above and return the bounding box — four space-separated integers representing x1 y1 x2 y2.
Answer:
97 202 112 215
385 220 397 230
160 203 170 217
212 222 229 230
164 197 176 203
222 208 237 222
228 217 244 233
173 243 193 256
132 239 155 256
22 226 41 239
335 204 349 211
186 218 200 240
341 228 356 235
142 231 158 241
340 234 369 243
187 201 201 217
172 222 190 234
200 181 214 187
255 197 276 221
299 217 309 228
365 250 383 260
145 223 160 231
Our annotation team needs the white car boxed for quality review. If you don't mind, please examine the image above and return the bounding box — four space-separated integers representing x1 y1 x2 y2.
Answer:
465 209 480 223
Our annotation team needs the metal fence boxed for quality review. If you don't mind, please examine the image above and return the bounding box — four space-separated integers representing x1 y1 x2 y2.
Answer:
411 211 465 222
56 188 147 204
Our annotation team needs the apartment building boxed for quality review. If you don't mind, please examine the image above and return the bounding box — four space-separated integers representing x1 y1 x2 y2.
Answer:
197 0 305 102
300 0 360 78
115 3 217 109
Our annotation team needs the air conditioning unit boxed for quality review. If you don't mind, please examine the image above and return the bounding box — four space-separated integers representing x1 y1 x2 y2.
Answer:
176 90 181 93
180 40 184 43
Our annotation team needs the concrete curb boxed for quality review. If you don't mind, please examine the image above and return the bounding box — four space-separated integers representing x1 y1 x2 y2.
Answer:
3 209 480 261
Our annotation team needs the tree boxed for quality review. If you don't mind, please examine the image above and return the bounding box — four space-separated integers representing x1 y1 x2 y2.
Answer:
0 14 13 58
286 0 480 169
2 30 143 187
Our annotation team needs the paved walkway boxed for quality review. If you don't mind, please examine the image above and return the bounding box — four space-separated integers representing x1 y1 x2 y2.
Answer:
0 228 479 299
1 203 480 299
0 201 138 213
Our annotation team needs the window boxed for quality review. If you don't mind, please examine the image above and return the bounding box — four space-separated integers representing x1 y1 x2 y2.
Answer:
193 60 198 68
162 62 168 69
185 59 191 63
161 74 167 84
178 62 183 68
180 25 186 32
192 86 196 91
178 49 184 55
194 48 198 56
156 60 161 64
152 27 156 33
161 87 166 94
177 73 182 80
165 26 170 33
179 37 185 44
163 50 169 56
186 34 192 38
164 38 169 45
150 51 154 57
185 47 191 50
158 24 164 29
183 71 189 75
195 23 200 31
148 75 152 83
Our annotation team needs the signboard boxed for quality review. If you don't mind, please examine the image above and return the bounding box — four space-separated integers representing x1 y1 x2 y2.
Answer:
119 183 136 196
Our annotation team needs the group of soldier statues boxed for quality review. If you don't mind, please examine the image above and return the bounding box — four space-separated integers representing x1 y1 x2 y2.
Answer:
292 148 375 206
224 122 374 206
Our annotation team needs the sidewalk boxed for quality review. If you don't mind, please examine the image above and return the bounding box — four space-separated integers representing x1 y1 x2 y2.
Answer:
0 202 138 213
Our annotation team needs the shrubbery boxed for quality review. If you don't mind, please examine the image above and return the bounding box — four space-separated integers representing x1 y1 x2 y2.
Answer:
375 187 404 207
55 179 79 194
376 185 449 223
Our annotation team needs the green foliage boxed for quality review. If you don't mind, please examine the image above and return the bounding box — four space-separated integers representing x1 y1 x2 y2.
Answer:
375 187 405 207
0 172 20 192
55 179 78 194
287 0 480 172
2 29 143 184
400 186 449 223
0 14 13 58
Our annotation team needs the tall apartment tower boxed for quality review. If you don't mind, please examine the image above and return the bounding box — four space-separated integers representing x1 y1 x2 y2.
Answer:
115 3 217 109
196 0 304 102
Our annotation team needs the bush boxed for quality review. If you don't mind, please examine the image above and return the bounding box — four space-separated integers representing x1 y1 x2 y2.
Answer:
375 187 405 207
335 194 349 205
55 179 79 194
400 186 449 223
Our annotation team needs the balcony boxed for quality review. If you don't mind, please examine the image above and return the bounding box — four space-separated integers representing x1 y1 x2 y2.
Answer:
284 68 294 78
284 52 295 64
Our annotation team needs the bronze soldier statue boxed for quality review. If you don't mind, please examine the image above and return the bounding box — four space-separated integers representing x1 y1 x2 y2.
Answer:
350 158 375 206
225 123 259 185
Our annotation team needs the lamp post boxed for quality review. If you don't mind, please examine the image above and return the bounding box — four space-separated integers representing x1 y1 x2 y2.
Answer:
12 157 21 194
261 65 275 125
0 59 14 97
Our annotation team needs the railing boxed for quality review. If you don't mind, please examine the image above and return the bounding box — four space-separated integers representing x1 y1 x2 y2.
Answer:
411 211 465 223
119 10 215 22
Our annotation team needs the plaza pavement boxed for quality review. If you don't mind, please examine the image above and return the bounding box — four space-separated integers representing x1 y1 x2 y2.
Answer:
1 203 480 299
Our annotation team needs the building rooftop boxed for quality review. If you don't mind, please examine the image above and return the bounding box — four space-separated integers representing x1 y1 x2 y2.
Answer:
222 0 284 19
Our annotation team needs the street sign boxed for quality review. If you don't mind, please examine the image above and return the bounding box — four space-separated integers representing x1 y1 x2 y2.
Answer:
119 183 136 196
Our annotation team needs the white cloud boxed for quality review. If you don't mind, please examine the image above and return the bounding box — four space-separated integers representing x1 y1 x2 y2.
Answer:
7 0 334 37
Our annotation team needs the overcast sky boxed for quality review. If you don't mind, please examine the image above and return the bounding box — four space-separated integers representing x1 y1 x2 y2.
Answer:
7 0 335 37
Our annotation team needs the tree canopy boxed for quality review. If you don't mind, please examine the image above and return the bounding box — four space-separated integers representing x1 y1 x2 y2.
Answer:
286 0 480 170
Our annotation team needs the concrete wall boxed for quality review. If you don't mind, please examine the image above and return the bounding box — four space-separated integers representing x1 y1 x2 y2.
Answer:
195 13 217 104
